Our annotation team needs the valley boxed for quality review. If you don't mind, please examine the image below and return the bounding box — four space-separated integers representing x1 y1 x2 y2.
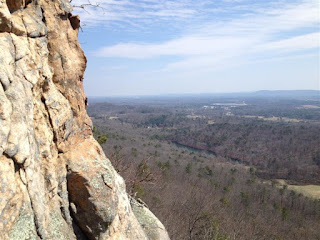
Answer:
88 91 320 239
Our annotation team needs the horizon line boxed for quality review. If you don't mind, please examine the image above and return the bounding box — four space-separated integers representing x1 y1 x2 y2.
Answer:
87 89 320 98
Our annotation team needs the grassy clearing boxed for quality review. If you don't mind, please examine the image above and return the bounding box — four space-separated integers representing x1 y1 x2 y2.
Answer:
300 105 320 109
275 179 320 199
243 115 303 123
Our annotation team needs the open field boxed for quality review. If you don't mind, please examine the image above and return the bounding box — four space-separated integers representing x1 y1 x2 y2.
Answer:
275 179 320 199
242 115 305 123
299 105 320 109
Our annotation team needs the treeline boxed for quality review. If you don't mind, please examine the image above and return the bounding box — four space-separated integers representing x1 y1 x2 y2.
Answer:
168 119 320 184
121 112 320 184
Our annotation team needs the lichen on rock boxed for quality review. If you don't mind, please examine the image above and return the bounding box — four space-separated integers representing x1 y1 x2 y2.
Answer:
0 0 169 239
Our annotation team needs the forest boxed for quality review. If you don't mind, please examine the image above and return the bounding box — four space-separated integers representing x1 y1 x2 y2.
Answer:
88 92 320 239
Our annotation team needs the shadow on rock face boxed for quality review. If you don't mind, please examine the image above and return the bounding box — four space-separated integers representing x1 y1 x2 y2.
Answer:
67 171 110 240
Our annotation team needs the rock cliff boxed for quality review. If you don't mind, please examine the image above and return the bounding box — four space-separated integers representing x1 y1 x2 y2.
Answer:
0 0 170 239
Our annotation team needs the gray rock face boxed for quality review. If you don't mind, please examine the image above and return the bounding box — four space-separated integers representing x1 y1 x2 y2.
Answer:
0 0 170 239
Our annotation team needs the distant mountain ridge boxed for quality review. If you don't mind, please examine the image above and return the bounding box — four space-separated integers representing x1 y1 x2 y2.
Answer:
253 90 319 97
88 90 319 103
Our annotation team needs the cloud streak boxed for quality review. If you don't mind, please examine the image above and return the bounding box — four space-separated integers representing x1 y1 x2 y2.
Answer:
91 0 318 74
72 0 210 27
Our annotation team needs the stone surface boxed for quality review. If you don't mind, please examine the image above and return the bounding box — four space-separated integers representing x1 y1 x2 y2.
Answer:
0 0 170 239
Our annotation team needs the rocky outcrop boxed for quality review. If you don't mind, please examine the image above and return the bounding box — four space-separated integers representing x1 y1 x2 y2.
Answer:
0 0 170 239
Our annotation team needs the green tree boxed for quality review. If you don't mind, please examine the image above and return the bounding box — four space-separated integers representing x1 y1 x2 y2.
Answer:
282 207 289 221
97 135 108 144
186 163 193 174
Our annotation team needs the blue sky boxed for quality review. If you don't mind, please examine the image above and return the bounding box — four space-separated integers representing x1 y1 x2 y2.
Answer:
72 0 319 96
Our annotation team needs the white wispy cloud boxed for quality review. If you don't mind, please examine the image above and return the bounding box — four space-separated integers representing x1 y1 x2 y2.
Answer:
259 32 319 52
95 36 254 59
72 0 209 27
91 0 318 71
74 0 319 81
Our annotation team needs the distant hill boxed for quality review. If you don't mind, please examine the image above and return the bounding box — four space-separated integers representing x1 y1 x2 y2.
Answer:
88 90 319 103
252 90 319 98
